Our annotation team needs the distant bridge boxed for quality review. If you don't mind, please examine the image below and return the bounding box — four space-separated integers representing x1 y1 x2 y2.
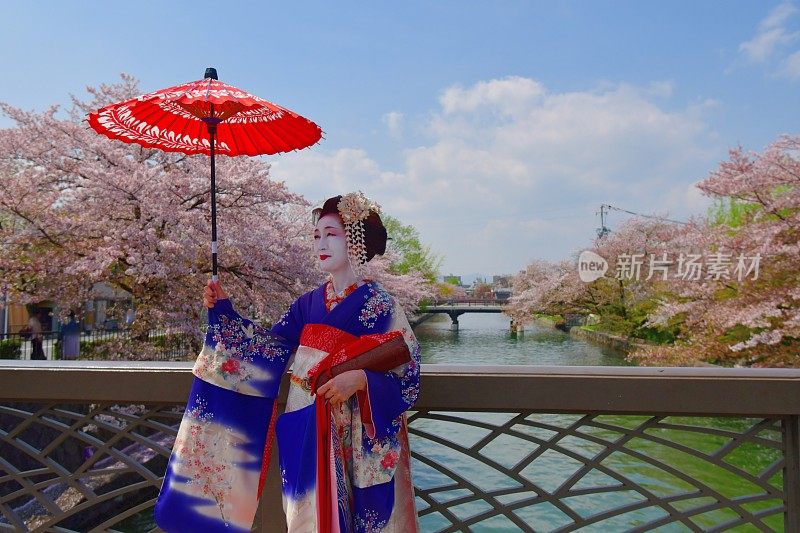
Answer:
425 299 510 331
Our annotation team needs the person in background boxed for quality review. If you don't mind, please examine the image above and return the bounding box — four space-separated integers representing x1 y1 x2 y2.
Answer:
61 312 81 360
28 314 45 360
125 307 135 325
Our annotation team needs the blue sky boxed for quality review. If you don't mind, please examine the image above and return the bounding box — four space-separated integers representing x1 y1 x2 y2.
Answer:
2 1 799 278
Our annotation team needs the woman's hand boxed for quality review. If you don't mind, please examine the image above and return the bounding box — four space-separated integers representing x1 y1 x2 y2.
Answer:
203 279 228 309
316 370 367 406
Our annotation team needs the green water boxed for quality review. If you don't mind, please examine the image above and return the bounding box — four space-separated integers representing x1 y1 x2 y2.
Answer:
408 413 785 532
414 312 629 366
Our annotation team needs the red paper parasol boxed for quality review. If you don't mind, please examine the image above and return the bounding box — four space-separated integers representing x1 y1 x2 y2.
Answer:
88 67 322 281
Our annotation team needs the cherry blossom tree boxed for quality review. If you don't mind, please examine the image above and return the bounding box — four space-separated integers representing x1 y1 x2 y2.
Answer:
509 135 799 367
0 75 319 358
506 260 562 322
507 216 705 351
630 136 800 367
361 250 430 315
509 212 757 365
435 282 467 300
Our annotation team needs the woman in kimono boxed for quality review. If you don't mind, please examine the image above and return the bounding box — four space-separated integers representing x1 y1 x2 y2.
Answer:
155 191 421 533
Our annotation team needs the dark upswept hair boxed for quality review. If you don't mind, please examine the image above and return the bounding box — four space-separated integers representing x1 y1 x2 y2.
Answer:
315 195 387 263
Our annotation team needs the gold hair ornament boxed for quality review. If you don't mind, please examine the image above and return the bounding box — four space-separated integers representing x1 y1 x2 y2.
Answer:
336 191 381 273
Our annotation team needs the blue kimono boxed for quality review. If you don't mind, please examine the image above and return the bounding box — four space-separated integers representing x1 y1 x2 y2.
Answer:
155 280 421 532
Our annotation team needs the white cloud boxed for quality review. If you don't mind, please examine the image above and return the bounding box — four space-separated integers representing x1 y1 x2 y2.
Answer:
739 2 798 62
738 2 800 81
646 80 675 98
268 77 720 275
268 148 382 201
662 181 714 219
782 49 800 78
382 111 404 139
763 2 799 30
439 76 545 115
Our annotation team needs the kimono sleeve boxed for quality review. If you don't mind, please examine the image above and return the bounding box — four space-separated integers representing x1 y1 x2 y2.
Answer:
155 297 303 532
191 297 297 398
267 296 305 348
357 297 422 440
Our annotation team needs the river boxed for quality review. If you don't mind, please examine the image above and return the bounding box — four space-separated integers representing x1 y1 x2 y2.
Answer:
414 312 631 366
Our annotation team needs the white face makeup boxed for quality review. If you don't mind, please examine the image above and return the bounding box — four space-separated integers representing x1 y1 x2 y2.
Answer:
313 213 350 274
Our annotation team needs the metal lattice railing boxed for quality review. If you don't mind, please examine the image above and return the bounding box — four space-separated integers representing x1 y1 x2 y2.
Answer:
0 401 180 532
408 411 787 531
0 361 798 532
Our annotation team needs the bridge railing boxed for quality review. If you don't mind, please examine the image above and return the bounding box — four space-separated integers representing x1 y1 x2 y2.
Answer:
0 329 195 361
430 299 507 306
1 361 799 532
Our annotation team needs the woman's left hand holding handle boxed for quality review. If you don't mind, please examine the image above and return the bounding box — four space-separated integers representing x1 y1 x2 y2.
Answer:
203 279 228 309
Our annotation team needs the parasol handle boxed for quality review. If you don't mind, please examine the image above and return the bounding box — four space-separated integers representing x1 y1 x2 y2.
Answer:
208 117 219 282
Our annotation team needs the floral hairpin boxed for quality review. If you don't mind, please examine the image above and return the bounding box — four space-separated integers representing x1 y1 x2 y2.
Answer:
337 191 381 271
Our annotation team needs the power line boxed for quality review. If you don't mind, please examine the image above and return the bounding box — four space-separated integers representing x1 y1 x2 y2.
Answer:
603 204 688 225
596 203 688 239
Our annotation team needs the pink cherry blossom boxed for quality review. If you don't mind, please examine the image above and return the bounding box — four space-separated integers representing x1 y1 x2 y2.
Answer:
0 75 317 358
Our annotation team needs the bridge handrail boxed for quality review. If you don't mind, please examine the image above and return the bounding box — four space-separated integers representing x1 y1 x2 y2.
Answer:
2 360 799 413
430 298 507 306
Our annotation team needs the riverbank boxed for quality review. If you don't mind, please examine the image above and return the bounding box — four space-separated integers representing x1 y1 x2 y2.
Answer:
531 314 656 354
530 316 719 367
410 312 435 328
569 325 654 354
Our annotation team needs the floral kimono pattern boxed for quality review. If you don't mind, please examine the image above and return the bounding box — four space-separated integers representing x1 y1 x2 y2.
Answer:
154 280 421 533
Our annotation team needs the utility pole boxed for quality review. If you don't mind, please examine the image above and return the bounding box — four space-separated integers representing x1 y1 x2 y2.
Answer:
596 204 611 239
597 203 688 239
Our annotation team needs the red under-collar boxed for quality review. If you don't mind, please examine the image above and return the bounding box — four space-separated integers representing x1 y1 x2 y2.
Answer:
324 280 359 312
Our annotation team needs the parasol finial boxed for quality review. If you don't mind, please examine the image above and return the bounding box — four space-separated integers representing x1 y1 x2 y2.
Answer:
204 67 218 80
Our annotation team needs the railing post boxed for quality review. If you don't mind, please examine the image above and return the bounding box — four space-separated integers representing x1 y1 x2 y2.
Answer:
786 415 800 531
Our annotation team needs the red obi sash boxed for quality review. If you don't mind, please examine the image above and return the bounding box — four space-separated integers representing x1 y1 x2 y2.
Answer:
304 324 404 533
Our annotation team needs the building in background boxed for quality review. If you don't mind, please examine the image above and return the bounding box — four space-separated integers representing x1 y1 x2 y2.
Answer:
492 275 511 288
1 282 133 335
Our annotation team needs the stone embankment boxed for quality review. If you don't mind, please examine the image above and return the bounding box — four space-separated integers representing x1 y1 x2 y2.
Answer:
531 316 718 367
410 313 435 328
530 315 655 353
568 326 654 354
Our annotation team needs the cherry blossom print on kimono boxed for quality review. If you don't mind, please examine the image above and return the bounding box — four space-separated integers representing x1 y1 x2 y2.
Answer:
154 293 299 532
155 280 421 533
